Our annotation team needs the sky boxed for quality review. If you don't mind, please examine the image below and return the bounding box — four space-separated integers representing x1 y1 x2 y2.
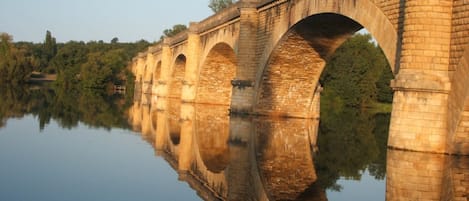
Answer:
0 0 214 43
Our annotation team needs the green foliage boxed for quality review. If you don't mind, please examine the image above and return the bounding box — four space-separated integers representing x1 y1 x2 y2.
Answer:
320 33 394 108
160 24 188 40
50 41 88 89
79 49 127 89
0 32 149 90
316 34 393 190
376 59 394 103
0 33 34 84
208 0 236 13
42 30 57 68
124 69 136 107
111 37 119 44
48 39 149 90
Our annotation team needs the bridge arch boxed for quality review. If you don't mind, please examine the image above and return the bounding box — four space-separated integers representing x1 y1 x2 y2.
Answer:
169 54 187 99
256 0 397 75
196 43 238 105
167 98 182 146
254 0 397 118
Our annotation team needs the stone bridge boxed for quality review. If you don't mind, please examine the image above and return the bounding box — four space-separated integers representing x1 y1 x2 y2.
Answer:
131 0 469 155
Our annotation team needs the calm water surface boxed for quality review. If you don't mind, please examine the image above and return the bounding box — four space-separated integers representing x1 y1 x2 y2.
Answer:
0 87 465 200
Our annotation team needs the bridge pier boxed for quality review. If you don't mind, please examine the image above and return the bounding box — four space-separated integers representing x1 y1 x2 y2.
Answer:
143 52 156 94
230 1 259 114
390 71 451 153
155 98 168 151
156 41 173 98
182 23 201 103
388 0 453 154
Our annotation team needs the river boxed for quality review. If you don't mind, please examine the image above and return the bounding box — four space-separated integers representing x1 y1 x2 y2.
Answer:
0 87 466 200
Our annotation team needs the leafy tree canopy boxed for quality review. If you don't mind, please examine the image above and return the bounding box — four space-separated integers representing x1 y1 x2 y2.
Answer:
0 33 34 84
160 24 188 40
208 0 236 13
320 33 394 108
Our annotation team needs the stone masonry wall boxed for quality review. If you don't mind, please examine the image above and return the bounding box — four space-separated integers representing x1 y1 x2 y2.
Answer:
448 1 469 155
387 149 446 201
195 44 237 105
255 31 324 118
168 55 186 99
451 0 469 72
388 0 453 153
449 49 469 154
371 0 403 29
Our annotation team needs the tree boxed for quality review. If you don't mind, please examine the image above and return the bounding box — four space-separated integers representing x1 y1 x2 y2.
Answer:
79 52 113 89
111 37 119 44
160 24 188 40
42 30 57 68
320 33 393 108
50 41 88 89
0 33 13 61
208 0 235 13
0 33 33 84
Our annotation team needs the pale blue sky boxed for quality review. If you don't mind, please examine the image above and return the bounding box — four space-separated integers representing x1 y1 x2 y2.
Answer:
0 0 213 43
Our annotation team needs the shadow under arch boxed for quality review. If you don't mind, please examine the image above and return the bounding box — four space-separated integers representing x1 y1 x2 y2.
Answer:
151 108 158 132
169 54 186 99
168 99 182 146
196 43 237 106
254 12 394 119
153 61 162 83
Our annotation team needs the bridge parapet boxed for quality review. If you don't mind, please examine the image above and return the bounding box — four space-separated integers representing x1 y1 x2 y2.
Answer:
148 43 162 54
166 31 189 47
137 52 147 59
196 2 241 34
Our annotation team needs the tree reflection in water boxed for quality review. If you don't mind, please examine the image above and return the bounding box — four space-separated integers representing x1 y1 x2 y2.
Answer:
315 107 389 191
0 85 131 131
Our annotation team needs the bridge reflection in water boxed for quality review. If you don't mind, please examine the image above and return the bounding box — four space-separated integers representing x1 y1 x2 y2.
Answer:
127 95 468 201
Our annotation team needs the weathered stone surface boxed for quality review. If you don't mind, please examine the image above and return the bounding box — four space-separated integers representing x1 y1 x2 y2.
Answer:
387 149 469 201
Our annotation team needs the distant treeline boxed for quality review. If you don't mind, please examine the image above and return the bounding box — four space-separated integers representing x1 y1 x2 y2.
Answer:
0 31 150 91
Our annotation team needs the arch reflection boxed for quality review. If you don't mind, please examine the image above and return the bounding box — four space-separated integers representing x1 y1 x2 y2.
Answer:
128 95 325 200
195 104 231 173
254 117 324 200
128 95 469 200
